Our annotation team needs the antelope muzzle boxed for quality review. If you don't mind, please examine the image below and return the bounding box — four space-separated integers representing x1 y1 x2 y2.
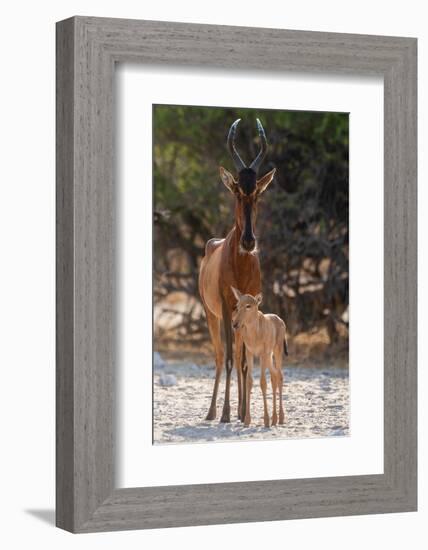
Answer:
240 235 256 253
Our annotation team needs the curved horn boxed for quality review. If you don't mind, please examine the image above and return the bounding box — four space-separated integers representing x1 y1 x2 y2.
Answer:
227 119 246 173
249 118 268 172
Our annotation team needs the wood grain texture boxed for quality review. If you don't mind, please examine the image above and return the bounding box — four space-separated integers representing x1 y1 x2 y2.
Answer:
56 16 417 533
56 18 75 531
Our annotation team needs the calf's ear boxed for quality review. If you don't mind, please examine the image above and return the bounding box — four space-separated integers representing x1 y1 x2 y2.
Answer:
255 293 263 305
231 286 242 301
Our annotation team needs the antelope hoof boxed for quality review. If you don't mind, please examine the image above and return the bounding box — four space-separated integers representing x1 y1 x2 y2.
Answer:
206 408 216 421
264 415 270 428
279 411 285 424
271 413 278 426
244 415 251 427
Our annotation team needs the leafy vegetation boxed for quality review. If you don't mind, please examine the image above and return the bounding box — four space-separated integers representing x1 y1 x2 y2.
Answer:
153 104 349 349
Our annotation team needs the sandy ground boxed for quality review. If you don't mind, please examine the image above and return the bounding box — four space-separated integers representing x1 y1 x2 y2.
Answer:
153 353 349 444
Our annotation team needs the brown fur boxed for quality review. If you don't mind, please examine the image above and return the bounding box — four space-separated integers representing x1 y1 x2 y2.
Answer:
231 288 288 427
199 166 275 422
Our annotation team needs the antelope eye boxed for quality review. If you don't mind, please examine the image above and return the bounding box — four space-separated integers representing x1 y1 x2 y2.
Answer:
246 304 251 309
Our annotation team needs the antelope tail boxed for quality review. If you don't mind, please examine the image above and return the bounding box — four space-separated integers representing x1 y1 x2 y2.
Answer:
284 336 289 356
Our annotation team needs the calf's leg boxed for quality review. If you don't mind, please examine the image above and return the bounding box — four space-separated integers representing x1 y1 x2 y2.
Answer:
260 355 270 428
243 352 254 427
240 343 248 421
274 345 285 424
268 354 278 426
234 331 244 420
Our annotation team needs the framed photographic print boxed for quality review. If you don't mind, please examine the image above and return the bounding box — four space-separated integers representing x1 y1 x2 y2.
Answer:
56 16 417 532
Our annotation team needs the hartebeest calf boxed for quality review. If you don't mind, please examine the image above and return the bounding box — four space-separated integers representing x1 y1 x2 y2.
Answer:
199 119 276 423
231 287 288 427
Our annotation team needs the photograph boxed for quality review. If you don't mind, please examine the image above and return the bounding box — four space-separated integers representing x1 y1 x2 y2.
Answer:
1 2 417 541
152 104 350 444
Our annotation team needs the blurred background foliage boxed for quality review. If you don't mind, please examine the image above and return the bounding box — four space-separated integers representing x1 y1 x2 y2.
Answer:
153 105 349 360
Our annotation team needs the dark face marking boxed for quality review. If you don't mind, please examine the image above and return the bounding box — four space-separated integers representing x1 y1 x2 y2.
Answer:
237 168 257 196
236 169 257 252
240 199 256 252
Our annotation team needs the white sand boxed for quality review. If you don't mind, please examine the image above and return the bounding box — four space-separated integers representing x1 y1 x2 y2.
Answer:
153 355 349 444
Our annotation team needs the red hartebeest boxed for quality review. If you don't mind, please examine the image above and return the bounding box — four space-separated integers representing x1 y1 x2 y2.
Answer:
198 119 276 423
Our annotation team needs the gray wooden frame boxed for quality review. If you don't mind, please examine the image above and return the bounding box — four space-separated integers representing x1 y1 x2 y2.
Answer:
56 16 417 533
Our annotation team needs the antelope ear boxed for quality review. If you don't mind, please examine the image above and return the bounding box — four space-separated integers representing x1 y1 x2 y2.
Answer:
255 293 263 306
256 168 276 195
220 166 238 194
231 286 242 302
